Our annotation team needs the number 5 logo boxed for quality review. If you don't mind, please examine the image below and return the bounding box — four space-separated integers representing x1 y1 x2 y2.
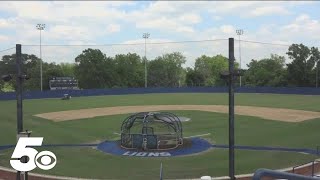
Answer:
10 137 57 171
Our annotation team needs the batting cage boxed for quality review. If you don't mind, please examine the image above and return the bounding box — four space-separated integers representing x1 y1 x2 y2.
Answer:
120 112 183 150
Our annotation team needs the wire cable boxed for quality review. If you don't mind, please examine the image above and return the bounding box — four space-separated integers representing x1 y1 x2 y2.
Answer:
0 47 15 53
239 40 291 47
9 39 319 48
22 39 229 47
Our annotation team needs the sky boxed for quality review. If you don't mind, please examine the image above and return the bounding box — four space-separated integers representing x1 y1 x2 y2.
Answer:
0 1 319 68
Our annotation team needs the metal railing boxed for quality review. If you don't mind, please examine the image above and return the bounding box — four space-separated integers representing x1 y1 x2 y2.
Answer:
291 160 320 177
312 160 320 177
253 168 320 180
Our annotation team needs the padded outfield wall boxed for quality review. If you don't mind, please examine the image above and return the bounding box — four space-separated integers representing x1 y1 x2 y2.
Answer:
0 87 319 100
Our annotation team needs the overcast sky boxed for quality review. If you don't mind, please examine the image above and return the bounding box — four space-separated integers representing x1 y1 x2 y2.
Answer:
0 1 319 68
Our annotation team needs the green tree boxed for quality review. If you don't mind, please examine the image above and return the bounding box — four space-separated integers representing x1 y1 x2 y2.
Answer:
148 52 186 87
286 44 319 87
243 54 288 87
114 53 144 87
59 63 76 77
310 49 320 87
74 48 116 89
0 53 44 90
179 68 187 87
193 55 232 86
185 67 205 86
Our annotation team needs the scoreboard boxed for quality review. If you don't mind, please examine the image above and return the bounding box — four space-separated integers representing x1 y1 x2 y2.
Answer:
49 77 79 90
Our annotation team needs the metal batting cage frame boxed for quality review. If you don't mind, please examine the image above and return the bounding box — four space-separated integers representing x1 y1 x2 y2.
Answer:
120 112 183 150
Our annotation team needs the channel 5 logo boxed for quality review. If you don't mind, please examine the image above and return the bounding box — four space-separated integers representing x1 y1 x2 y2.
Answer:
10 137 57 171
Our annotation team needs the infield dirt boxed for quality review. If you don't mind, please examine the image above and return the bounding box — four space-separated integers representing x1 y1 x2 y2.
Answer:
34 105 320 122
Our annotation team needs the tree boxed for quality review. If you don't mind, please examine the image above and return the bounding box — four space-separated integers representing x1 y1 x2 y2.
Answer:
0 53 44 90
148 52 186 87
243 54 287 87
185 67 205 87
193 55 232 86
179 68 187 87
316 60 320 87
114 53 144 88
59 63 76 77
310 48 320 87
286 44 319 87
74 48 116 89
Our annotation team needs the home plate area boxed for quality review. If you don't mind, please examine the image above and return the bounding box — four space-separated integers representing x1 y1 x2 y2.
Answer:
97 137 213 157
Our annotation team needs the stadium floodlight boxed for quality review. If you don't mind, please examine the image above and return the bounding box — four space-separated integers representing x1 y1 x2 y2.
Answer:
143 33 150 88
36 23 46 91
236 29 244 87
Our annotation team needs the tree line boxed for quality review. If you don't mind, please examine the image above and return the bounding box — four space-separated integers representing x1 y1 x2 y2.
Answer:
0 43 319 91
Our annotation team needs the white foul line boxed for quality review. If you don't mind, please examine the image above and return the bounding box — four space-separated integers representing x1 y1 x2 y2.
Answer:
184 133 211 139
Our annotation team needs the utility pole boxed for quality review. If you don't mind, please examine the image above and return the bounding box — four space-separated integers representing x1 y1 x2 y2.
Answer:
143 33 150 88
36 24 45 91
236 29 243 87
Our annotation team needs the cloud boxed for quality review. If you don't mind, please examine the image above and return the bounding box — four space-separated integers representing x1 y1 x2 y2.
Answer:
249 6 290 17
106 24 121 34
213 16 222 21
210 1 261 14
220 25 235 34
281 14 320 40
3 1 128 22
48 25 92 42
124 2 203 33
0 1 319 69
0 18 12 28
135 17 195 33
177 14 202 24
295 14 310 22
0 35 9 41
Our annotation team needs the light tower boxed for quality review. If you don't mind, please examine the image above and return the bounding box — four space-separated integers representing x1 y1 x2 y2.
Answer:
36 23 45 91
143 33 150 88
236 29 243 87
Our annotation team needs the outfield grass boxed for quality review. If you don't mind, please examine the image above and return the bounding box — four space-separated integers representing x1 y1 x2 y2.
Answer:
0 93 319 179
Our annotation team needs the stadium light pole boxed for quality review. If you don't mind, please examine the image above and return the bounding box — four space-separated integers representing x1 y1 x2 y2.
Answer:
236 29 243 87
143 33 150 88
36 24 45 91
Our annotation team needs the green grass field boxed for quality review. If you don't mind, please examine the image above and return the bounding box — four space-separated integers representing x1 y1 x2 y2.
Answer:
0 93 319 179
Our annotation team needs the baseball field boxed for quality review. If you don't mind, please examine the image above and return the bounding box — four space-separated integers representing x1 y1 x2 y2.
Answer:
0 93 319 179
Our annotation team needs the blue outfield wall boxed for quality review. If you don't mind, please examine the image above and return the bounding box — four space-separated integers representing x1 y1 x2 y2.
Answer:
0 87 319 100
